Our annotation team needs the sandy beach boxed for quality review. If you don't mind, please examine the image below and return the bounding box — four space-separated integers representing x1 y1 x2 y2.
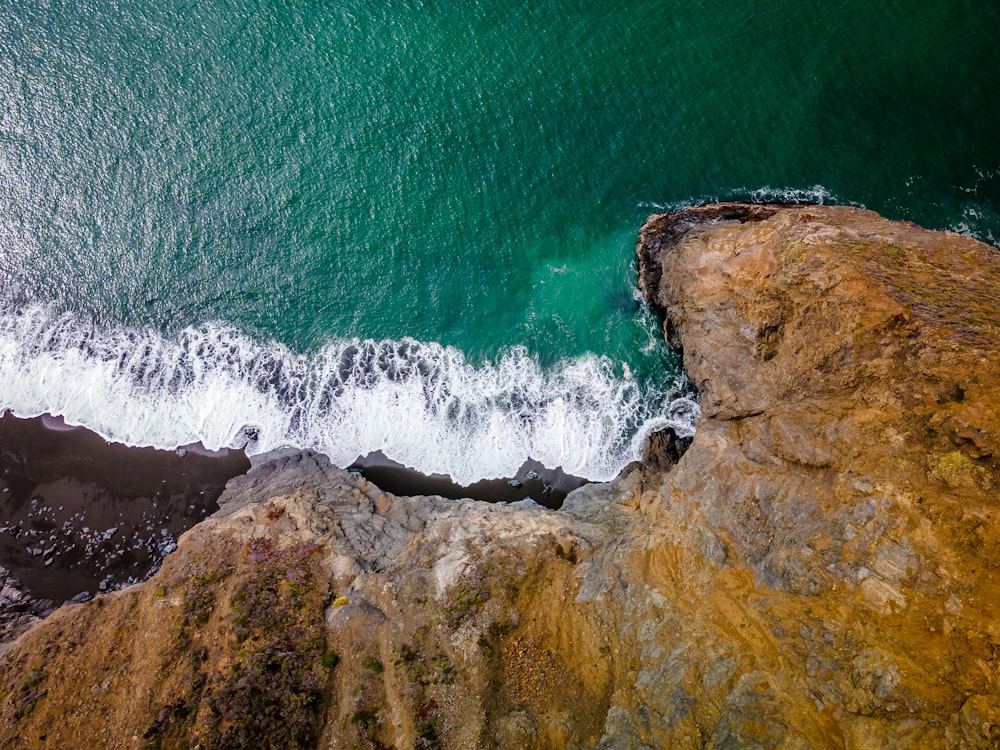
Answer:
0 413 250 603
0 414 585 607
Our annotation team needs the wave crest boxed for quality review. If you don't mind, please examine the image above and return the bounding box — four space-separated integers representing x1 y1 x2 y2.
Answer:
0 305 696 484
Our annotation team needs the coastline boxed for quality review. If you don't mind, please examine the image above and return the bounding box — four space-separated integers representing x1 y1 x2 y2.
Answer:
347 451 586 508
2 204 1000 746
0 412 250 602
0 413 587 606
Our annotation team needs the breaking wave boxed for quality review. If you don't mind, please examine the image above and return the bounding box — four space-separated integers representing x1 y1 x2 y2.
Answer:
0 305 697 485
637 184 848 214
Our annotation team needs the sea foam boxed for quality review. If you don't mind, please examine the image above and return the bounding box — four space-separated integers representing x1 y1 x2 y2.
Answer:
637 185 847 214
0 305 697 485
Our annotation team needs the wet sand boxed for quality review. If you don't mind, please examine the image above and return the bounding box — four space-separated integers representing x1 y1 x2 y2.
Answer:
347 451 586 509
0 413 250 603
0 414 587 607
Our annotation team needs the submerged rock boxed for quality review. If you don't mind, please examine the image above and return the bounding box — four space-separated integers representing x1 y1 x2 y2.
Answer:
1 203 999 748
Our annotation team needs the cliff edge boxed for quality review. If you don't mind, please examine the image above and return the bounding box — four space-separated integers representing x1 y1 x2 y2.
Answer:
1 204 998 749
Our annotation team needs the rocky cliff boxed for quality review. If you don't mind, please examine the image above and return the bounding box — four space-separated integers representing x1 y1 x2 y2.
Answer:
1 203 998 749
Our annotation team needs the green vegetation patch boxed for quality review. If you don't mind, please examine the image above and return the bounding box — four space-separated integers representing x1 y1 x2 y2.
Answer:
928 450 988 490
180 567 234 632
443 567 493 626
10 668 47 721
362 656 384 674
143 537 332 750
415 699 442 750
351 708 379 729
396 644 455 686
203 539 328 748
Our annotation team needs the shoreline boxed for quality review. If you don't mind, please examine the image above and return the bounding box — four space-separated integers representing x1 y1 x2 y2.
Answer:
3 203 999 744
0 412 587 606
0 412 250 603
348 450 586 509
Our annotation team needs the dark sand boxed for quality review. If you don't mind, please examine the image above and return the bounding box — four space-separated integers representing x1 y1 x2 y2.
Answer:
0 413 250 603
348 451 587 509
1 415 587 607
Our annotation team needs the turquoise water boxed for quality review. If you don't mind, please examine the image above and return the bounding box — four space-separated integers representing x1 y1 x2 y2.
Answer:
1 0 997 481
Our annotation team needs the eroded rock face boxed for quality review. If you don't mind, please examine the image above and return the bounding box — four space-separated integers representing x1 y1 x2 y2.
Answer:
1 204 999 749
633 203 1000 747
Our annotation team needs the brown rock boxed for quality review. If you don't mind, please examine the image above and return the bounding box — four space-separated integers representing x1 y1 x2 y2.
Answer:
1 204 999 748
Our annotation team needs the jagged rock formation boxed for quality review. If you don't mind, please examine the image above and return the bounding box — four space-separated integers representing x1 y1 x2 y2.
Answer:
1 203 999 748
0 568 54 653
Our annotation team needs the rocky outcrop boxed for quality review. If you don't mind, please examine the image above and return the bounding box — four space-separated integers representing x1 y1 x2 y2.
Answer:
0 568 54 654
1 204 999 748
632 203 1000 747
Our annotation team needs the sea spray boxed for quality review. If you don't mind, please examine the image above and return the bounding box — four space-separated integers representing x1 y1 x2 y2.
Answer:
0 305 697 485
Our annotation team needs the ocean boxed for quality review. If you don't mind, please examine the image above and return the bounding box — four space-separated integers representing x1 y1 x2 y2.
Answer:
1 0 997 484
